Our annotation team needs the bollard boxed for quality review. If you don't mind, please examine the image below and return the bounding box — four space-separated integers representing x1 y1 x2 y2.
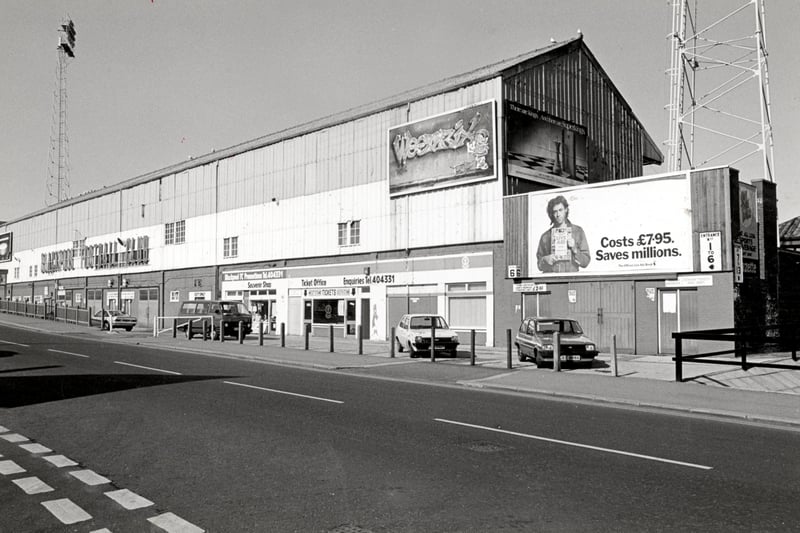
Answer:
329 324 334 353
611 334 618 377
470 329 476 366
172 318 177 338
188 319 194 340
259 324 264 346
280 322 285 348
675 334 683 382
390 327 395 358
358 324 363 355
506 329 512 369
553 331 561 372
88 306 93 327
430 323 437 362
203 319 208 341
304 323 310 350
238 321 244 344
220 321 225 343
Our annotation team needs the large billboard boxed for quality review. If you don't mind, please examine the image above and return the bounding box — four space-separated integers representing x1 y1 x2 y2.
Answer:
506 102 588 184
388 100 496 197
0 232 12 263
526 174 693 277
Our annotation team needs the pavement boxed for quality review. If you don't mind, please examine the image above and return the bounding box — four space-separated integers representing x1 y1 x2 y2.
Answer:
2 311 800 429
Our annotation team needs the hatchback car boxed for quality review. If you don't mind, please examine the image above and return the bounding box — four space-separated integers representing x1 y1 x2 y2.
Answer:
515 317 598 368
93 310 138 331
395 314 460 358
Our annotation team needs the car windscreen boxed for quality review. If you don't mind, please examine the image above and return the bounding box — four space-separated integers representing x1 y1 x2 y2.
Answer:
221 303 244 314
409 316 448 329
536 320 582 334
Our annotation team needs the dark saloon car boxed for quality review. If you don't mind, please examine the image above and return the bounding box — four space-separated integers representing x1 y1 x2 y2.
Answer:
515 317 598 368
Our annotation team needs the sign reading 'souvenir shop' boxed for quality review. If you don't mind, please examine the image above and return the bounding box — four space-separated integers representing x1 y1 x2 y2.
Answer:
526 174 694 277
388 100 496 197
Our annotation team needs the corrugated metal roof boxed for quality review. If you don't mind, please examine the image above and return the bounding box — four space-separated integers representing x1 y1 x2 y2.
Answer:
5 35 661 226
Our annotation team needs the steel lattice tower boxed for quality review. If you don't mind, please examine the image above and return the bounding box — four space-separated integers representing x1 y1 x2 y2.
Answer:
46 18 76 206
665 0 774 182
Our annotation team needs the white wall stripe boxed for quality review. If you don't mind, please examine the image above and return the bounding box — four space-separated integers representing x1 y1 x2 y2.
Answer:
13 476 54 494
69 469 111 486
0 425 9 432
435 418 714 471
148 512 205 533
104 488 154 510
41 498 92 525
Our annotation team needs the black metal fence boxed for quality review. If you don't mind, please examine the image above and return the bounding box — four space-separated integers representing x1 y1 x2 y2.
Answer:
0 300 91 326
673 325 800 382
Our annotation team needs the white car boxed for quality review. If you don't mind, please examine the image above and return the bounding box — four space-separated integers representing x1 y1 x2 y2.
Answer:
395 314 459 358
93 310 138 331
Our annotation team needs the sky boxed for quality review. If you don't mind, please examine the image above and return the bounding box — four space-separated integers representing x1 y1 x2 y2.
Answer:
2 0 799 223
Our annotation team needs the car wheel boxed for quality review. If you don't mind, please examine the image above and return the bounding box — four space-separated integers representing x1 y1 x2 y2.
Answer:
534 351 545 368
408 342 418 358
102 321 110 331
449 350 457 358
396 338 404 353
125 327 133 332
212 328 220 341
517 345 527 362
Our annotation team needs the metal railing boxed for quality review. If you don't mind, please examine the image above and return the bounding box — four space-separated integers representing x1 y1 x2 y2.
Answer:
673 325 800 382
0 299 92 326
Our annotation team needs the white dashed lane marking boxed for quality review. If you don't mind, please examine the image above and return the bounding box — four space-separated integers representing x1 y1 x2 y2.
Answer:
224 380 344 404
148 512 206 533
48 348 90 358
115 361 182 375
19 443 52 454
1 433 29 443
42 454 78 467
41 498 92 524
13 476 54 494
0 460 26 475
105 488 154 510
2 425 203 531
0 339 29 347
70 469 111 486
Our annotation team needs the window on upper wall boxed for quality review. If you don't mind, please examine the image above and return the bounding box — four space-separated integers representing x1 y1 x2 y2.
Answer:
14 267 19 279
223 236 238 259
165 220 186 245
338 220 361 247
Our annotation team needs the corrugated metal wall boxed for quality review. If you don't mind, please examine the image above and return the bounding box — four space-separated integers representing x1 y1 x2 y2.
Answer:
503 47 645 182
5 77 504 281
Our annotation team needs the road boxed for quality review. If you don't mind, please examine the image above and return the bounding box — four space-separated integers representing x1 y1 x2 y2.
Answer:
1 325 799 532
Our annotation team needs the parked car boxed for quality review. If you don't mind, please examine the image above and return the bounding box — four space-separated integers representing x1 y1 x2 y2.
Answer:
93 310 137 331
176 300 252 340
395 314 460 358
515 317 598 368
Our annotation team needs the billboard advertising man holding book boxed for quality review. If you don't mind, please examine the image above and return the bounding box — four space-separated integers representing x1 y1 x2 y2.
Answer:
536 195 590 273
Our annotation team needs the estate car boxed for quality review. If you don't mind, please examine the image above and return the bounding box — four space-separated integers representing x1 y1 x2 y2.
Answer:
93 310 137 331
395 314 460 358
177 300 252 340
515 317 598 368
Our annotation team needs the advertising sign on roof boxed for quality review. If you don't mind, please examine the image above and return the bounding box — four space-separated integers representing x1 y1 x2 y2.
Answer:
388 100 496 197
0 233 12 263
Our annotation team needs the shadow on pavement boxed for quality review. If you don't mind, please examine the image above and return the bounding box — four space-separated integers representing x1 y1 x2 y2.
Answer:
0 373 234 408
